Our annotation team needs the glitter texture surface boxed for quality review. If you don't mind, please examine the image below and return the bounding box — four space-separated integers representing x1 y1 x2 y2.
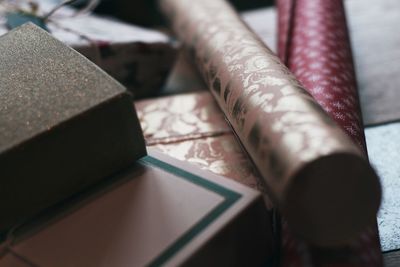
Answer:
0 23 127 152
0 23 146 234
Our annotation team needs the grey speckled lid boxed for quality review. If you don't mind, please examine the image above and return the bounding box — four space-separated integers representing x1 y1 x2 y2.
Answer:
0 23 127 152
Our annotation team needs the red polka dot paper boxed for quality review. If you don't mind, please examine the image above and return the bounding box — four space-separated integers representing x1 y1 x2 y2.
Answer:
277 0 383 266
278 0 367 151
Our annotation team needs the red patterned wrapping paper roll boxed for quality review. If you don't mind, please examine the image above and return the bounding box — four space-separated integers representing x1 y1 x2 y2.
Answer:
159 0 381 246
277 0 366 150
277 0 383 265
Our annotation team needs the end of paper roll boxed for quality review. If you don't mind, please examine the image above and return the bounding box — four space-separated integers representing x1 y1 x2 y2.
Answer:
283 153 381 247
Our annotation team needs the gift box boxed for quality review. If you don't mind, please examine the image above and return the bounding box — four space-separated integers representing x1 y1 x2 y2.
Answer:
0 149 273 267
0 23 146 236
0 1 177 98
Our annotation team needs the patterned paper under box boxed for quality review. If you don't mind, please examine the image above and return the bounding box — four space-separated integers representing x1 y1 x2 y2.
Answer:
0 149 273 267
0 1 177 98
135 91 268 194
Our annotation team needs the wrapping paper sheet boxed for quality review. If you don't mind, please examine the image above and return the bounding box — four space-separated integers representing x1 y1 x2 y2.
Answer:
277 0 382 266
160 0 380 247
135 92 267 193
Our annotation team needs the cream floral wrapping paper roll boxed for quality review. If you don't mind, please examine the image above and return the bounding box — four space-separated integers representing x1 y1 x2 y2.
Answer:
159 0 381 246
276 0 383 265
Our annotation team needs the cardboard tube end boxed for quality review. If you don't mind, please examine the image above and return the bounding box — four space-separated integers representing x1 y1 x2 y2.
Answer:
283 152 381 247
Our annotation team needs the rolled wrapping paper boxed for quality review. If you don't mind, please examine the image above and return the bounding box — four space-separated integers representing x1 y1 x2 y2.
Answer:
159 0 381 246
276 0 383 265
277 0 366 150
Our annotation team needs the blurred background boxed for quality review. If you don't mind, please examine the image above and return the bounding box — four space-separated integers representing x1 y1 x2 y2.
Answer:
71 0 275 26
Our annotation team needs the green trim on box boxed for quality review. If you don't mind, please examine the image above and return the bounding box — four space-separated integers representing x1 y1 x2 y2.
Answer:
140 156 242 267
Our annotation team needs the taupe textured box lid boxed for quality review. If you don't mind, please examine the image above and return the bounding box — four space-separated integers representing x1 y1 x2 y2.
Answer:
0 23 146 234
0 23 126 152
